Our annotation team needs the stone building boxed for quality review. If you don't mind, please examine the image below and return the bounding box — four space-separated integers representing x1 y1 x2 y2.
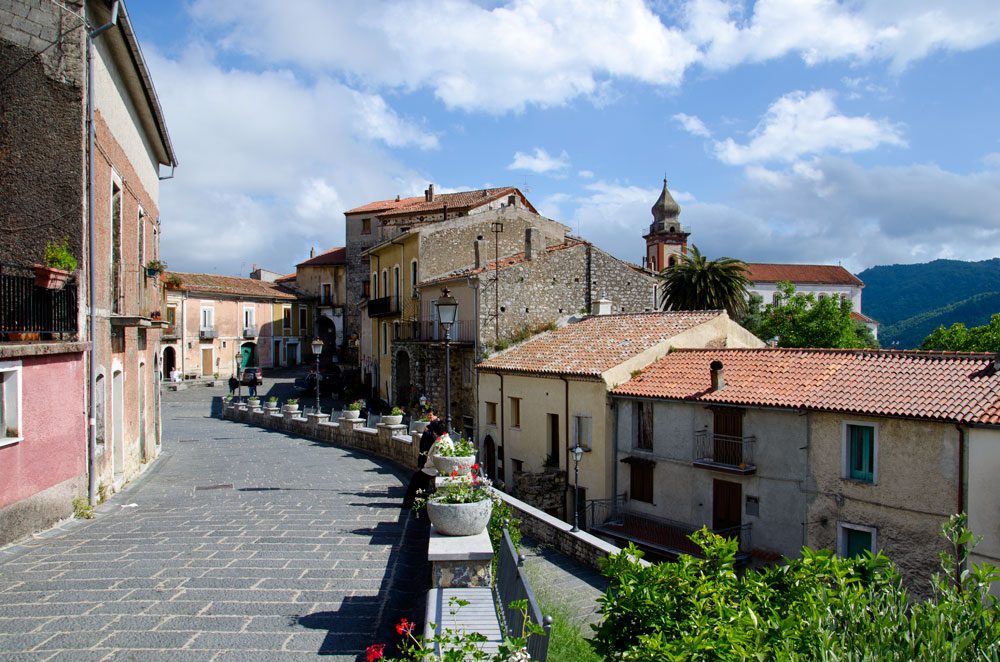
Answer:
343 185 536 364
0 0 177 539
162 273 303 378
609 348 1000 596
285 247 346 362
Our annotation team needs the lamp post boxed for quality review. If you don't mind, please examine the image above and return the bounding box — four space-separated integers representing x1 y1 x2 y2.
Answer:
234 349 242 402
311 337 324 416
434 288 458 432
571 444 584 532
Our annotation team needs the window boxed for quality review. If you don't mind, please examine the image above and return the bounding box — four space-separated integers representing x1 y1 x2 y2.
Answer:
371 273 378 298
381 322 388 355
243 306 255 331
772 292 781 305
362 218 371 234
137 207 145 292
635 401 653 450
299 308 307 334
111 178 122 314
846 423 876 482
630 461 654 503
138 328 147 351
486 402 497 426
321 283 332 305
573 415 592 451
282 307 291 330
838 522 877 558
0 361 23 446
200 307 214 330
393 265 400 300
381 270 388 300
410 260 418 297
94 372 105 452
362 280 370 298
462 358 472 386
509 397 521 428
166 306 177 334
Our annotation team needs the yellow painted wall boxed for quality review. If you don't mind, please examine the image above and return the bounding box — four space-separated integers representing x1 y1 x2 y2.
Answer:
368 233 420 400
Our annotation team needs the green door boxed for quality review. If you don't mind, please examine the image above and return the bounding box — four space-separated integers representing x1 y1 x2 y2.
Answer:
240 345 253 368
845 529 872 558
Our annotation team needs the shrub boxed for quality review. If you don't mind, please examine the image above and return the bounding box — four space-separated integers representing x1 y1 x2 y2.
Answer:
286 398 298 406
44 237 77 271
390 406 404 416
72 497 94 519
348 399 365 411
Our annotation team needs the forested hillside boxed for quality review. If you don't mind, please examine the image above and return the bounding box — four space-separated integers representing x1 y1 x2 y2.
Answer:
859 258 1000 348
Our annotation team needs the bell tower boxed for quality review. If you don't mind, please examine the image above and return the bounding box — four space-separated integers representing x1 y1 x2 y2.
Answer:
643 177 689 272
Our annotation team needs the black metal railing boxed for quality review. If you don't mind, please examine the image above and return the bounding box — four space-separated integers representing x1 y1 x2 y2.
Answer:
367 295 400 317
393 319 476 343
496 523 552 661
0 263 78 338
694 430 756 471
588 499 752 557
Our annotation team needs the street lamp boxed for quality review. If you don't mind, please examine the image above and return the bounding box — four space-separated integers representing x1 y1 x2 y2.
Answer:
311 337 324 416
570 444 585 532
434 288 458 431
233 349 242 402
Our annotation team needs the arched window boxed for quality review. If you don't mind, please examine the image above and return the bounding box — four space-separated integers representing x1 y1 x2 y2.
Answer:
393 266 400 300
410 260 418 297
381 322 388 355
381 270 388 300
371 273 377 298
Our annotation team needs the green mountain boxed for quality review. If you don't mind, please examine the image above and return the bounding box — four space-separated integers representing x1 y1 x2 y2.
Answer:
858 258 1000 349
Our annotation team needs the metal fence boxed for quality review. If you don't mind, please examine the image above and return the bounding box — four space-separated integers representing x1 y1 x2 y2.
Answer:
694 430 756 468
393 319 476 343
495 523 552 660
0 263 78 337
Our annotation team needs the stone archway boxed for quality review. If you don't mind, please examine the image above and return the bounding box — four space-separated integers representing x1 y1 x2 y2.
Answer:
162 346 176 377
394 349 412 407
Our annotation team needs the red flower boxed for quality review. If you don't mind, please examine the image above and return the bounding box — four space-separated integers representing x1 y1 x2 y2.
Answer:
451 470 458 477
396 618 414 635
471 463 480 470
366 643 385 661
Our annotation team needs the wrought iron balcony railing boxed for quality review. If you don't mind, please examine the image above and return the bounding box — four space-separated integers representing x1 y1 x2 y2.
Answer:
393 319 475 343
367 295 400 317
693 430 756 474
243 327 258 338
199 326 217 340
0 263 78 339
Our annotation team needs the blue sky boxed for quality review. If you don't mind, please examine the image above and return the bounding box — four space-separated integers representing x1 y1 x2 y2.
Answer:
126 0 1000 277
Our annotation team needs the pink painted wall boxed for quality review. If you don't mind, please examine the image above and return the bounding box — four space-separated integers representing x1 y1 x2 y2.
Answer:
0 351 87 508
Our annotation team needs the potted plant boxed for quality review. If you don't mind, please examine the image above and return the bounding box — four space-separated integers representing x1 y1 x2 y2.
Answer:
419 464 493 536
247 396 260 408
432 433 477 476
34 237 77 290
145 259 167 278
412 412 433 434
265 396 279 411
343 400 364 419
283 398 299 413
163 273 183 288
382 406 404 426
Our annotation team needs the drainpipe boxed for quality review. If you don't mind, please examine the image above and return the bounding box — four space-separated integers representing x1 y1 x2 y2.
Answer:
499 372 505 485
956 425 965 516
560 375 570 520
86 0 120 506
611 396 619 506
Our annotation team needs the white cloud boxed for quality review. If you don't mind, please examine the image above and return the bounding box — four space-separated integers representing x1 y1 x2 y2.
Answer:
578 170 595 179
673 112 712 137
348 92 439 150
713 90 905 165
508 148 570 174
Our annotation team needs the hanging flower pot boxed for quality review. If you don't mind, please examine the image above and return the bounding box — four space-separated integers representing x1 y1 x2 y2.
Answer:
33 264 71 290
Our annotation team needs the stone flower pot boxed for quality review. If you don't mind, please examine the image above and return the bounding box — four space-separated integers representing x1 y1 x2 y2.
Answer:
382 414 403 425
282 404 300 414
426 498 492 537
433 454 477 476
343 409 361 420
412 420 429 434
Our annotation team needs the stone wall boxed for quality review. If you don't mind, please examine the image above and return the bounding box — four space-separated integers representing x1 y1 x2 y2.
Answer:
0 0 86 266
512 469 567 513
392 341 477 433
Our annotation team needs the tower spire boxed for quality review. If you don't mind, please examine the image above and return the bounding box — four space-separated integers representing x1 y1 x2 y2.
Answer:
643 175 689 272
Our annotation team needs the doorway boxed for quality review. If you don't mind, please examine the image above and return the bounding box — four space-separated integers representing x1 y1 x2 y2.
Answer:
713 407 744 465
273 340 281 368
201 348 213 376
112 370 124 484
547 413 560 467
712 479 742 532
162 346 176 377
138 363 146 462
240 343 256 368
484 434 497 482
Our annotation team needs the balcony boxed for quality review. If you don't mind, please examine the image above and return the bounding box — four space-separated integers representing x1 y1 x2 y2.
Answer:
693 430 756 475
243 327 258 338
199 326 217 341
0 264 78 340
588 497 752 562
162 325 178 340
393 319 475 344
367 295 400 318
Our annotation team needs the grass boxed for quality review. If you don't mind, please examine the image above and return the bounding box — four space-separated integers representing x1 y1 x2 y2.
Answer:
538 598 601 662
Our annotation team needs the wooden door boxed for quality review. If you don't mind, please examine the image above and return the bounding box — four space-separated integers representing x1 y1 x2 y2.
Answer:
712 479 741 532
713 407 743 465
201 348 212 376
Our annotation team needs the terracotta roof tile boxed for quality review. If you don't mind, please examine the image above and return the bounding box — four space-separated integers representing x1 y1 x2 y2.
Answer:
851 311 878 324
345 195 426 215
613 348 1000 424
477 311 724 378
165 272 299 300
421 239 587 286
746 263 863 287
297 247 346 267
379 188 537 220
275 273 296 283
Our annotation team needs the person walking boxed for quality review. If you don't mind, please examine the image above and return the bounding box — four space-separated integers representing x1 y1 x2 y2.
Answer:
402 416 444 510
248 378 257 398
228 374 239 397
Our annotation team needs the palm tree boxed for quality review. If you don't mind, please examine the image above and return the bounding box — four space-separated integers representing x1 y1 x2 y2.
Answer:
658 245 751 319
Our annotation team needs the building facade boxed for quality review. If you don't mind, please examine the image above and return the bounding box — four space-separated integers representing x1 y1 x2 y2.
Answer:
1 0 176 541
288 247 346 362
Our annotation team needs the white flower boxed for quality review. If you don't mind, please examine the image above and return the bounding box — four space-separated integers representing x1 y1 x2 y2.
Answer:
508 647 531 661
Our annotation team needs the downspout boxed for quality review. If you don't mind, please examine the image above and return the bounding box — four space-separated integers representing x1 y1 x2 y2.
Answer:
470 276 480 448
956 424 967 587
560 375 570 520
499 372 505 485
86 0 120 506
611 395 619 505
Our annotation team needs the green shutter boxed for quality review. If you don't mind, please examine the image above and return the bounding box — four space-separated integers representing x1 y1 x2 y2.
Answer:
845 528 872 558
849 425 874 482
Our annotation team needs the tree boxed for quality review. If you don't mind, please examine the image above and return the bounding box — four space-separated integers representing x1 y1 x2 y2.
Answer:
591 514 999 661
658 245 750 319
748 281 879 349
921 313 1000 352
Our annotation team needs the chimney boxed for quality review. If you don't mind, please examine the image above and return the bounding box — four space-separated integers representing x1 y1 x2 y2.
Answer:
310 247 315 258
710 360 725 391
474 238 486 269
525 227 541 260
425 183 434 202
593 298 612 315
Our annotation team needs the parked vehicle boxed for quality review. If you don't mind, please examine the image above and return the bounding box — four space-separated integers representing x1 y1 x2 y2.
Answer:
294 366 341 396
240 367 263 386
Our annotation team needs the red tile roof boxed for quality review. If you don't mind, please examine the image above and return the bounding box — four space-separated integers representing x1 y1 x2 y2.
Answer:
613 348 1000 424
165 272 299 300
297 247 346 268
851 311 878 324
746 263 863 287
477 311 724 378
421 239 587 287
346 187 536 219
275 273 296 283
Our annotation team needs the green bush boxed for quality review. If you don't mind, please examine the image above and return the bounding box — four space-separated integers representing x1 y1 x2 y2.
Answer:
592 514 998 660
44 237 77 271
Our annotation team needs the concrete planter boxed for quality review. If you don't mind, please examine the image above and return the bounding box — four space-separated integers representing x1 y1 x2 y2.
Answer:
382 414 403 426
433 454 476 476
282 404 300 414
343 410 361 419
426 498 492 537
412 420 430 434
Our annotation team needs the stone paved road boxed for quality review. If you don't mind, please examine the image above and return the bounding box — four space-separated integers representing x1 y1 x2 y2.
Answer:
0 382 428 661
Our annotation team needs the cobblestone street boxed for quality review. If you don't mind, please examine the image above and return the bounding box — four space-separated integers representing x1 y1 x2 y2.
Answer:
0 381 428 661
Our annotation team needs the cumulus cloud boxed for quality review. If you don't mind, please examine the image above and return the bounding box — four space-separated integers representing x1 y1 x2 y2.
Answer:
508 148 570 174
713 90 905 165
673 112 712 137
